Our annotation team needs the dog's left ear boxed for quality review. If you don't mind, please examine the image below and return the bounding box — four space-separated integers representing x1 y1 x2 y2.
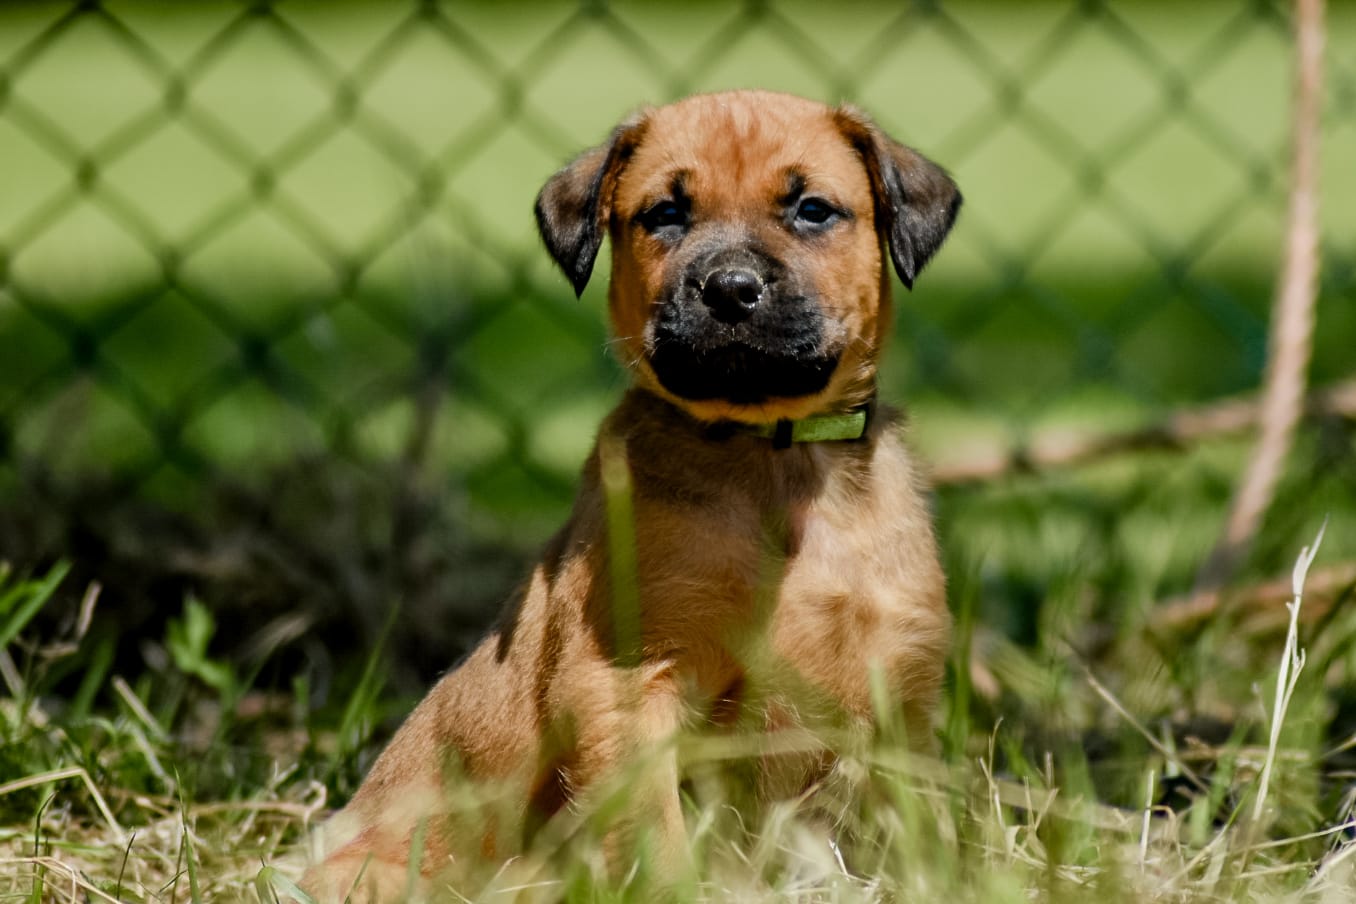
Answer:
535 114 649 298
835 107 962 290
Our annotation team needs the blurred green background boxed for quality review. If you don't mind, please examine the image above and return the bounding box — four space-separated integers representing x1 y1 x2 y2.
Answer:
0 0 1352 688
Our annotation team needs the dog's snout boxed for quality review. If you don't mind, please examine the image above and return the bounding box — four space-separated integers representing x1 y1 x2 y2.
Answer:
701 268 763 323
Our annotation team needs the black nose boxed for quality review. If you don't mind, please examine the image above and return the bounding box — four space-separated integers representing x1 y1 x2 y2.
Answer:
701 268 763 323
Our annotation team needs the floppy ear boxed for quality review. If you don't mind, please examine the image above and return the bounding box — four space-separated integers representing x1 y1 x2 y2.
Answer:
834 107 962 290
534 115 648 298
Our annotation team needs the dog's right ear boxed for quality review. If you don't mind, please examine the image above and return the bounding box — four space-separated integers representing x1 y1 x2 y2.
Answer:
534 115 648 298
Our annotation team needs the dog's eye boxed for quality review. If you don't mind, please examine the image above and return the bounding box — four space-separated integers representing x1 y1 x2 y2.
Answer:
795 198 837 225
639 201 688 233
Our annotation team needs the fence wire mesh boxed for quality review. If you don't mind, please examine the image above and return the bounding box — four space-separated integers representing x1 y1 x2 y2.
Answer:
0 1 1353 661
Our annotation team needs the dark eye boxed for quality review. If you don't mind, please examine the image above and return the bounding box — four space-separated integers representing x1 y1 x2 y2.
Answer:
795 198 837 225
639 200 688 232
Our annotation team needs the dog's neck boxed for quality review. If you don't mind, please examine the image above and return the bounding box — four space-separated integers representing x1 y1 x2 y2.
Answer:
603 389 891 523
627 389 877 449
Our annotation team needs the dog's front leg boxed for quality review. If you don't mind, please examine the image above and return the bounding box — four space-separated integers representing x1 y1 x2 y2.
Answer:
565 665 689 884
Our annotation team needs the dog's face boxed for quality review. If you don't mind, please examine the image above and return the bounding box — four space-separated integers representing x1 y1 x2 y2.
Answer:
536 91 960 423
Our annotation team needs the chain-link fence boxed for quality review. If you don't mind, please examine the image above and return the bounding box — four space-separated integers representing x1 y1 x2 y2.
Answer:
1 0 1353 676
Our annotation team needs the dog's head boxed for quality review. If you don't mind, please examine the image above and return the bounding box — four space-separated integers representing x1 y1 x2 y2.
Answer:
535 90 961 423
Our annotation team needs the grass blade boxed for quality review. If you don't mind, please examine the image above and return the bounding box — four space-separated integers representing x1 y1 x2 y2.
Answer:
0 562 70 651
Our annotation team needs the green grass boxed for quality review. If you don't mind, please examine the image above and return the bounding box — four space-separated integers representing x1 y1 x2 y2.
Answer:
2 472 1354 902
2 1 1356 901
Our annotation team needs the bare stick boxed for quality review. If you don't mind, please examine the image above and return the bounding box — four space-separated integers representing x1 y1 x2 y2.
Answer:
1152 561 1356 634
931 378 1356 486
1194 0 1325 594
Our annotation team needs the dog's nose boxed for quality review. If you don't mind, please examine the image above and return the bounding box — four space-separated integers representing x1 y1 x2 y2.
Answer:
701 268 763 323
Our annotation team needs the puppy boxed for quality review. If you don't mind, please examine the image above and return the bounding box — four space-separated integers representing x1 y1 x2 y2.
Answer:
300 89 959 901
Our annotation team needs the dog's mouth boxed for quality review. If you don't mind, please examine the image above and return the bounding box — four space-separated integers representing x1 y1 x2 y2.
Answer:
646 299 840 405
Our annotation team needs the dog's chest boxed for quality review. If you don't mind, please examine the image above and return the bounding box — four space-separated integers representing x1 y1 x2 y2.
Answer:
630 440 936 704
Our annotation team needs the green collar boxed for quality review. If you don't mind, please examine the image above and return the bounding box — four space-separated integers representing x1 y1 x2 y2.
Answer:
740 400 874 449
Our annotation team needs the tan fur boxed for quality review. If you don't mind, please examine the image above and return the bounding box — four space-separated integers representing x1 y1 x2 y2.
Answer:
300 90 957 902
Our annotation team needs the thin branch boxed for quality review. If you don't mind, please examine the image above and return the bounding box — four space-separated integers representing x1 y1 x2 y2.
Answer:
931 379 1354 486
1194 0 1325 593
1151 561 1356 634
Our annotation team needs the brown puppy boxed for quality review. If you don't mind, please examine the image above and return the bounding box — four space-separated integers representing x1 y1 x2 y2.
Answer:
300 90 959 901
